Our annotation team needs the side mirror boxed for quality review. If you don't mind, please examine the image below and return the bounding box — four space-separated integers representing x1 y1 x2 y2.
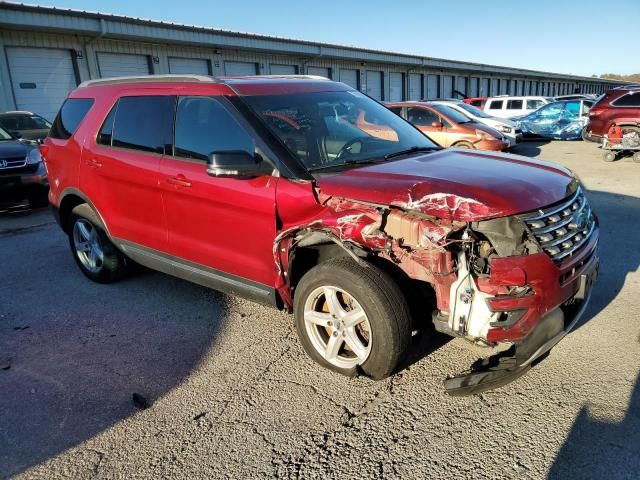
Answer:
431 121 443 129
206 151 272 178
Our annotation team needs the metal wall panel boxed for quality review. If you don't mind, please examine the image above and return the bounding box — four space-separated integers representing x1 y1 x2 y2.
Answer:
97 52 151 78
339 69 358 89
426 74 439 98
224 61 258 76
389 72 403 102
490 78 499 96
469 77 479 97
442 75 454 98
366 70 383 100
270 64 297 74
480 78 489 96
168 57 210 75
5 46 77 120
408 73 422 100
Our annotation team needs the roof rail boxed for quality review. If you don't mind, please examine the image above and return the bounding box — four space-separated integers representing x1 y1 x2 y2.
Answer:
218 74 331 80
78 74 216 88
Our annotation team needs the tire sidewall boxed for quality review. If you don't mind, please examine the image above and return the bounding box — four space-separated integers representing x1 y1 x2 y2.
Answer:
293 260 410 380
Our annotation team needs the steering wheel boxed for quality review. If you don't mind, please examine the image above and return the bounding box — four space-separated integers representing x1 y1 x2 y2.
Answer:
335 138 364 161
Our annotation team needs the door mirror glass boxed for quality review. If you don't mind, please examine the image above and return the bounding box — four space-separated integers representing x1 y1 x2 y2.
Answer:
207 151 271 178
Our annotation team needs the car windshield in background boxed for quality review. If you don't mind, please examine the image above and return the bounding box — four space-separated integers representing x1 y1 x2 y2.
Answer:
243 90 438 171
430 104 472 124
0 127 13 141
0 114 51 130
455 102 492 118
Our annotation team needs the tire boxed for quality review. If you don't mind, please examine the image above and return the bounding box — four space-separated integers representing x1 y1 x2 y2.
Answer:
633 152 640 164
293 258 411 380
453 141 474 149
581 127 590 142
602 151 616 162
68 204 128 283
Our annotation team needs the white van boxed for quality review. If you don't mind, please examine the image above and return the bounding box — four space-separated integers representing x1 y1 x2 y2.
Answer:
483 96 553 118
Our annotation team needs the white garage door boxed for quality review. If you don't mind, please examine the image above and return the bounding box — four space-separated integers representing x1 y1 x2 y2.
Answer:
168 57 210 75
408 74 422 100
339 69 358 89
6 47 78 122
307 66 331 79
366 71 383 100
426 75 439 99
456 77 467 97
97 52 150 78
224 61 258 76
270 64 297 75
442 76 454 98
469 77 479 97
389 73 403 102
480 78 490 96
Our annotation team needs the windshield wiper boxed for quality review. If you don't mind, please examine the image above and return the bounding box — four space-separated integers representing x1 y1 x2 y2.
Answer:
383 146 438 160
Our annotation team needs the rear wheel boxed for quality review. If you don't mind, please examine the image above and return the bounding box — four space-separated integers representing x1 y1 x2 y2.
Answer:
581 127 590 142
68 204 128 283
633 152 640 163
602 151 616 162
294 258 412 380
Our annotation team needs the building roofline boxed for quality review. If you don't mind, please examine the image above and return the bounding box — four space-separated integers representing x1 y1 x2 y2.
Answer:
0 2 625 85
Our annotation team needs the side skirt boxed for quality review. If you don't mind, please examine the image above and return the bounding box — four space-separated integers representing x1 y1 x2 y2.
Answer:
115 238 279 308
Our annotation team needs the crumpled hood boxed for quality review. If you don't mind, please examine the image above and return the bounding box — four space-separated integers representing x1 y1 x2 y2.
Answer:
314 149 576 221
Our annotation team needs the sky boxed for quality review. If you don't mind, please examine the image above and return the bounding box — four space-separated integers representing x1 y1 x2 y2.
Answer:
36 0 639 77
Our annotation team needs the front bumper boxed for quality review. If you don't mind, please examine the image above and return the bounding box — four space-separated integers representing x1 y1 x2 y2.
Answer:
445 262 597 396
0 162 48 189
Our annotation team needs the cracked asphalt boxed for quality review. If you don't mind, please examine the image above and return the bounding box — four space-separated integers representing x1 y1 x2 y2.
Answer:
1 141 639 479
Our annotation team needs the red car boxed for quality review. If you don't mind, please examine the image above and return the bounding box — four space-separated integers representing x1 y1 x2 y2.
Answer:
43 75 599 394
463 97 488 109
584 86 640 141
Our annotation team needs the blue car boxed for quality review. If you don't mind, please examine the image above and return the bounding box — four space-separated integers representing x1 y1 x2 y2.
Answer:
515 99 594 140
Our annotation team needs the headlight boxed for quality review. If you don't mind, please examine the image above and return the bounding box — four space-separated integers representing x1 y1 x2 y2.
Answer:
26 148 42 165
475 129 497 141
499 126 513 134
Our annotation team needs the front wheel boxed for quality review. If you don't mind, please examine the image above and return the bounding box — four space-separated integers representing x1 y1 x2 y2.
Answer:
633 151 640 163
602 151 616 162
293 258 412 380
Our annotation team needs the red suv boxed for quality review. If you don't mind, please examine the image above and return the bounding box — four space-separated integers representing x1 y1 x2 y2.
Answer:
43 75 600 394
585 87 640 141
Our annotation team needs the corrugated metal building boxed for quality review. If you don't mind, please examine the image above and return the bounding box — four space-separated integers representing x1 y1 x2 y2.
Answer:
0 2 624 120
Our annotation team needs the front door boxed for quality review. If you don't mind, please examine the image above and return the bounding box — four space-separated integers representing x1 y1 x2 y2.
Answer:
159 95 278 286
407 106 449 147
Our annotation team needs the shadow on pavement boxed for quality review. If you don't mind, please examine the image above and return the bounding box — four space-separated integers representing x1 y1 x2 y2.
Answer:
0 221 230 477
548 374 640 479
510 139 550 158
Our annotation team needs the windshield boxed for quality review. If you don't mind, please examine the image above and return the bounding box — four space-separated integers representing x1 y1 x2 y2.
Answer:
243 90 438 171
430 104 472 124
454 102 492 119
0 114 51 130
0 127 13 141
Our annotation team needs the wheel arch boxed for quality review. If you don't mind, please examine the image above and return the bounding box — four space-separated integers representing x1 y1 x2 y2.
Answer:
58 188 109 235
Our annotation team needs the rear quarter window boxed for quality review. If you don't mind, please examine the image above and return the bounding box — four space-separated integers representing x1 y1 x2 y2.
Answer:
49 98 95 140
488 100 503 110
612 93 640 107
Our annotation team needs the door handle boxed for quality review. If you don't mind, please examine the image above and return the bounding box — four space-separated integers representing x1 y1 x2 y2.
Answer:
166 175 192 188
86 158 103 168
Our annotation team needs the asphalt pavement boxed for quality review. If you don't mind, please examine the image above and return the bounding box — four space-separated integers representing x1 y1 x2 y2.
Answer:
1 140 639 479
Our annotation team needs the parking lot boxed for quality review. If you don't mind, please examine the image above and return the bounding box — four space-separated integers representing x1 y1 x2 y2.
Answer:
1 140 639 479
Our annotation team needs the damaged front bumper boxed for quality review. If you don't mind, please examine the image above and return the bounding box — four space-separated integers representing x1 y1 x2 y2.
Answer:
445 255 599 396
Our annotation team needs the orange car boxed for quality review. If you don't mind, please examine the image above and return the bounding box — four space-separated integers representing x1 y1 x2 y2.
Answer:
387 101 509 151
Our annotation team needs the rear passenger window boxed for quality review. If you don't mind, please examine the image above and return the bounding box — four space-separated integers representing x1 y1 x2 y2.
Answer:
506 99 523 109
526 99 543 109
407 107 439 126
112 96 175 154
174 96 255 161
613 93 640 107
49 98 94 140
388 106 403 116
488 100 503 110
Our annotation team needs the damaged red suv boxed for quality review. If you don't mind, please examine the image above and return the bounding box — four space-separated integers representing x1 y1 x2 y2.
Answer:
43 75 599 394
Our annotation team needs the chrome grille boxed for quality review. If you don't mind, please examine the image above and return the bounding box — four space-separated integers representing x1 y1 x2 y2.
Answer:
0 156 27 170
521 187 596 263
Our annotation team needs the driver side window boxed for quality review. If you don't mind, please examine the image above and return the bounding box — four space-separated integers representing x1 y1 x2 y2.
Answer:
407 107 438 126
174 96 255 162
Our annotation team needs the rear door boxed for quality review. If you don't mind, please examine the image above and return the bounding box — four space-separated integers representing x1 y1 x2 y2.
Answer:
82 94 173 251
159 95 277 286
